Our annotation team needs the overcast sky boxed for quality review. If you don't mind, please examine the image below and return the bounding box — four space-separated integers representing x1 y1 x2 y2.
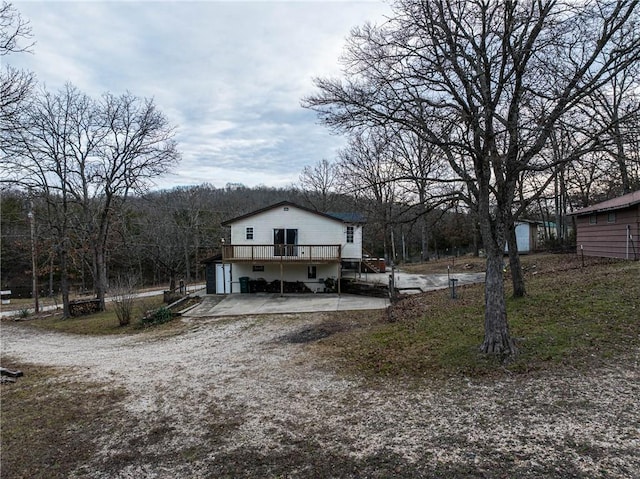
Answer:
8 0 391 190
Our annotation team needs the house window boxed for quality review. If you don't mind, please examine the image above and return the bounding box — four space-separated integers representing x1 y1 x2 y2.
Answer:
252 265 264 272
589 214 597 225
607 212 616 223
246 227 254 240
308 266 317 279
346 226 354 243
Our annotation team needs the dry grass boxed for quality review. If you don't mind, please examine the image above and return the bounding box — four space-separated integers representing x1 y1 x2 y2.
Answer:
0 359 127 479
10 296 171 335
321 254 640 379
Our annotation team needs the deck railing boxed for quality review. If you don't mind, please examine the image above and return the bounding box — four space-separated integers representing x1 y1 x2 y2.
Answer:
222 244 341 262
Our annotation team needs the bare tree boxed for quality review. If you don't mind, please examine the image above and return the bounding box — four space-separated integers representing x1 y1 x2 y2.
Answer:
584 61 640 195
387 127 451 261
298 159 339 212
89 91 180 309
304 0 640 356
0 2 35 139
137 191 189 292
338 129 404 261
1 65 34 127
2 84 95 317
0 1 34 55
112 275 138 327
3 84 179 314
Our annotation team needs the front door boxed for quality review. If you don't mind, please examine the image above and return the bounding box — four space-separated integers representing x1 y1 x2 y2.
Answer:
215 263 231 294
274 228 298 256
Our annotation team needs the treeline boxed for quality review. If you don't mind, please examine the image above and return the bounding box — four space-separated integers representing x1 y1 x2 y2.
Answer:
0 183 484 299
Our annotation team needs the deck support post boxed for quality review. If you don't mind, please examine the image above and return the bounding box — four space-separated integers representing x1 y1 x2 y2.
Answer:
280 262 284 297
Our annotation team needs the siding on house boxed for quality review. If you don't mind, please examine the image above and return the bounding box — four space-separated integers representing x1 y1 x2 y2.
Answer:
575 207 640 259
220 202 365 293
569 190 640 260
228 203 363 260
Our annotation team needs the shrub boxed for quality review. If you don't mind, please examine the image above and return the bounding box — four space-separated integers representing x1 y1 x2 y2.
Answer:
112 276 138 326
140 307 173 327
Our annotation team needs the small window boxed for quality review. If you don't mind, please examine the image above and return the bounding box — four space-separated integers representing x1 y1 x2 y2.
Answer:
589 214 597 225
252 265 264 272
607 212 616 223
246 227 254 240
346 226 354 243
307 266 317 279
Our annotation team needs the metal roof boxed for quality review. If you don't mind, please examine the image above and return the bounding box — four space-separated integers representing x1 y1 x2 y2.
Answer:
568 190 640 216
325 211 367 223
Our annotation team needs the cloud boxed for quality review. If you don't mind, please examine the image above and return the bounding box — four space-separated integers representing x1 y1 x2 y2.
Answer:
9 1 391 190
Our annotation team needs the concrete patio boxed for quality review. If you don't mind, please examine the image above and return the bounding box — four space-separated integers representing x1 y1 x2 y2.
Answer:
184 293 389 317
184 271 486 317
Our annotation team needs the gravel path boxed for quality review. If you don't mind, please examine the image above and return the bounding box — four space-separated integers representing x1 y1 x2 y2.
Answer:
2 315 639 478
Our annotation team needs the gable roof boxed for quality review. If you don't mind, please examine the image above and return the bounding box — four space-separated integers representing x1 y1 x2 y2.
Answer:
221 201 364 226
568 190 640 216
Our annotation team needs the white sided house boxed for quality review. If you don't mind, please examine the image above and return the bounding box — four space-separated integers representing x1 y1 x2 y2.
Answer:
220 201 365 294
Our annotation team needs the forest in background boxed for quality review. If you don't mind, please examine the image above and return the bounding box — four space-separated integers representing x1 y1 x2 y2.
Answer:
2 169 630 301
1 183 478 298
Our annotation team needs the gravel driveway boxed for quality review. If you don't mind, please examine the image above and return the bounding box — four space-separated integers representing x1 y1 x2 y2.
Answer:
2 314 639 478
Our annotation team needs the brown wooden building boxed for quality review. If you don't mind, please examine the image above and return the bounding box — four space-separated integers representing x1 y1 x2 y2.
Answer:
568 190 640 260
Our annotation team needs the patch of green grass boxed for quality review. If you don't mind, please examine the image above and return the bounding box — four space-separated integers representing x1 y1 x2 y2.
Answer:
506 260 640 370
1 295 62 311
0 359 127 479
322 255 640 379
25 296 166 335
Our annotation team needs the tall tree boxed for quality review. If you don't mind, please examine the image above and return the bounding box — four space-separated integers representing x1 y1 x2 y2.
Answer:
0 1 33 54
337 129 404 261
298 158 339 212
89 91 179 309
3 85 93 316
584 61 640 195
387 127 450 261
304 0 640 356
3 84 179 314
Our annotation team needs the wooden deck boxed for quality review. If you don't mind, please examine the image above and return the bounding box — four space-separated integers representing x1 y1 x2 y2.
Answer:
222 244 341 263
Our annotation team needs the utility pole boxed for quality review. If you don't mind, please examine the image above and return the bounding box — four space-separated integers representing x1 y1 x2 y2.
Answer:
28 196 39 313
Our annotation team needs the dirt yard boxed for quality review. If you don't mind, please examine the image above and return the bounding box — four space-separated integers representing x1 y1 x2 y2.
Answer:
2 312 639 478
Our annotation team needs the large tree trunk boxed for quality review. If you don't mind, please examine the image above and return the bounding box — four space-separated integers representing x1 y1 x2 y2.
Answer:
420 217 429 262
169 271 177 292
93 202 112 311
478 203 517 356
184 242 191 283
481 249 517 355
612 109 631 194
